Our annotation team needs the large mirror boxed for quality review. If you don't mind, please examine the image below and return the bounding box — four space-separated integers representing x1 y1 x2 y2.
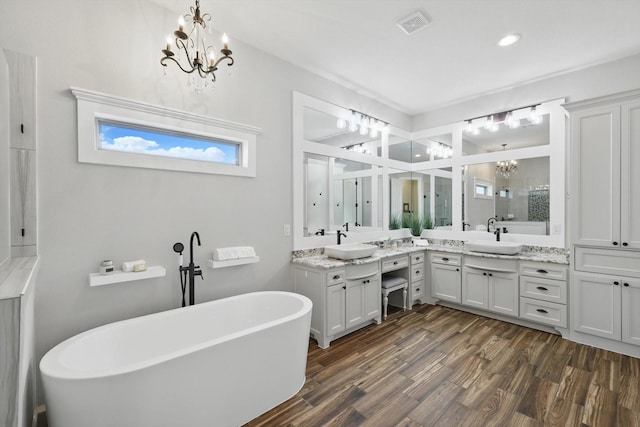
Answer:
461 110 552 235
304 153 380 236
294 92 566 249
463 157 550 235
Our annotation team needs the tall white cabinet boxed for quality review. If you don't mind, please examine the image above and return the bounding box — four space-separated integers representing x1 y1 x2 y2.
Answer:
566 89 640 356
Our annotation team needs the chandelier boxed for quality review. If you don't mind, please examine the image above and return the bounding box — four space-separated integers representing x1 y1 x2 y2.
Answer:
161 0 234 87
496 144 518 178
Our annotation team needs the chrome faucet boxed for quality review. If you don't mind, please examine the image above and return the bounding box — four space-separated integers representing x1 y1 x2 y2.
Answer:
337 230 347 245
181 231 203 306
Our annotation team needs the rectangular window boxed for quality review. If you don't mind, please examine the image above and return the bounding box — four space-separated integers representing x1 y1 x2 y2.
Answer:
73 87 260 177
97 120 240 166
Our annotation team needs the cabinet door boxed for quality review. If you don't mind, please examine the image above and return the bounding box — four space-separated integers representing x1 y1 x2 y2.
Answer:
488 271 519 316
620 100 640 249
462 267 488 309
363 276 381 321
431 263 461 303
571 105 621 247
327 283 346 335
345 279 366 328
572 272 621 340
622 278 640 345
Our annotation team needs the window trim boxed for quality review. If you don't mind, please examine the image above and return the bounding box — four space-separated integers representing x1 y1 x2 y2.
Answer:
73 87 260 177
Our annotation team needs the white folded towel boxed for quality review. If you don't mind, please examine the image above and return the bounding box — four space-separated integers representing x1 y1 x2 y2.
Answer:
413 239 430 247
213 246 256 261
122 259 147 272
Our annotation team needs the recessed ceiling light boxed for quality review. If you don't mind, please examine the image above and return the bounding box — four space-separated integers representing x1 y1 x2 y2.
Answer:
498 33 521 47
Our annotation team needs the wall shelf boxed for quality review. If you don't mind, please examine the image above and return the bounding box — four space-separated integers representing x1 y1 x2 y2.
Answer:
207 256 260 269
89 265 166 287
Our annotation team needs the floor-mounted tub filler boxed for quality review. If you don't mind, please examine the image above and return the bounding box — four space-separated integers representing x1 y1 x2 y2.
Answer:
40 291 312 427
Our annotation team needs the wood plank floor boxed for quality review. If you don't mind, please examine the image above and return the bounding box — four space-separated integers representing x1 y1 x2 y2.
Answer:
246 304 640 427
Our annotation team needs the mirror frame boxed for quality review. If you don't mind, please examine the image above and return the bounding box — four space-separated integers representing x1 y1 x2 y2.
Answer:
293 92 566 249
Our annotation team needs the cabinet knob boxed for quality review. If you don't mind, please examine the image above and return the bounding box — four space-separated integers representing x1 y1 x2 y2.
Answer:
613 241 619 246
343 285 346 290
614 281 620 286
393 261 398 265
536 309 549 314
536 269 548 274
489 273 493 277
415 288 421 292
536 286 549 291
415 270 420 275
443 257 449 262
456 268 459 272
483 272 487 276
623 242 629 247
624 283 630 287
333 275 341 280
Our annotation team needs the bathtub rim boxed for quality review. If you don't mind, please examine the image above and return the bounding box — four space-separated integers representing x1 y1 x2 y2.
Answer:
40 291 312 380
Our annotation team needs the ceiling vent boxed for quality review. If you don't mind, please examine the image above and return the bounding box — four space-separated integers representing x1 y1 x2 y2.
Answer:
397 11 431 35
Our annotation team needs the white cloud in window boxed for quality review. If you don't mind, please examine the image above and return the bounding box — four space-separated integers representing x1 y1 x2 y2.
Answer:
102 136 226 163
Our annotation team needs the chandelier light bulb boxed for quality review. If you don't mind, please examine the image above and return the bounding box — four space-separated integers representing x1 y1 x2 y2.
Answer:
178 15 185 31
222 33 229 49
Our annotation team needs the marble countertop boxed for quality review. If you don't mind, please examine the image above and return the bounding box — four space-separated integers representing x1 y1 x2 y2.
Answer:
292 245 426 269
0 256 40 300
292 241 569 269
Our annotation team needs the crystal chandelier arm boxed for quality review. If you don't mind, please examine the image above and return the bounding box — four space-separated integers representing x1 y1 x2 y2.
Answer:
161 55 199 74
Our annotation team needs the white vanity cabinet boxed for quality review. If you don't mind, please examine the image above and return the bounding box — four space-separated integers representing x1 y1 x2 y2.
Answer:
519 261 568 328
294 262 380 348
572 272 640 346
566 90 640 250
430 252 462 303
462 256 518 317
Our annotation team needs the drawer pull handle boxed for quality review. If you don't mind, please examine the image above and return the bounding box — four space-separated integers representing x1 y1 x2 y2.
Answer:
456 268 460 272
343 286 346 290
415 270 420 275
415 288 421 292
624 283 630 287
442 257 449 262
363 279 370 284
536 269 548 274
393 261 398 265
536 309 549 314
613 241 619 246
623 242 629 247
489 273 493 277
416 257 421 261
333 275 341 280
536 286 549 291
614 281 620 286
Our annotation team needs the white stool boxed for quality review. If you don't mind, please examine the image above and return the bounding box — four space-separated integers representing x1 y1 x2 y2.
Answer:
381 276 408 320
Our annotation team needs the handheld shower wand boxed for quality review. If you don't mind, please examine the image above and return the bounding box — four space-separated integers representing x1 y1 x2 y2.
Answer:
173 242 187 307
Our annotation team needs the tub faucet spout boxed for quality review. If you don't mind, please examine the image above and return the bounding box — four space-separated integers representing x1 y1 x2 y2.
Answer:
184 231 203 306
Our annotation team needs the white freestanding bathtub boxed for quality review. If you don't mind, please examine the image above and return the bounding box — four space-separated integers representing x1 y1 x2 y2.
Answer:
40 291 312 427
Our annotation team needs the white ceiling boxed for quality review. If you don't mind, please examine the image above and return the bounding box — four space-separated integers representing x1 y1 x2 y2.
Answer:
151 0 640 115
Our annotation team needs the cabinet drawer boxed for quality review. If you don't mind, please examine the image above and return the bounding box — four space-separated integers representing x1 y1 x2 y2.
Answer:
430 253 461 266
575 247 640 278
520 297 567 328
411 266 424 282
412 280 424 300
327 270 345 286
520 261 568 281
411 252 425 265
382 256 409 273
345 262 379 280
465 255 517 272
520 276 567 304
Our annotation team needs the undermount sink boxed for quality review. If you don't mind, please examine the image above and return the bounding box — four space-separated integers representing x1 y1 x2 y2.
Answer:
464 240 523 255
324 243 378 260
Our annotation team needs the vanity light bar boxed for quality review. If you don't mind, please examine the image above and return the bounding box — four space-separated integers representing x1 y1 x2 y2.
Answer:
464 103 542 134
336 109 389 137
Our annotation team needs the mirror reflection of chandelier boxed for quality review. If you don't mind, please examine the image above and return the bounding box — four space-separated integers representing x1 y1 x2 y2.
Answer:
496 144 518 178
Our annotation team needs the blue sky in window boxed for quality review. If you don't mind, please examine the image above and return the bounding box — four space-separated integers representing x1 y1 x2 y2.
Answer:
98 122 239 165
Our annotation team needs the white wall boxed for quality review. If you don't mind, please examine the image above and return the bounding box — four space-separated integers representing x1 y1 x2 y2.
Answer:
0 51 9 265
0 0 411 401
413 53 640 130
